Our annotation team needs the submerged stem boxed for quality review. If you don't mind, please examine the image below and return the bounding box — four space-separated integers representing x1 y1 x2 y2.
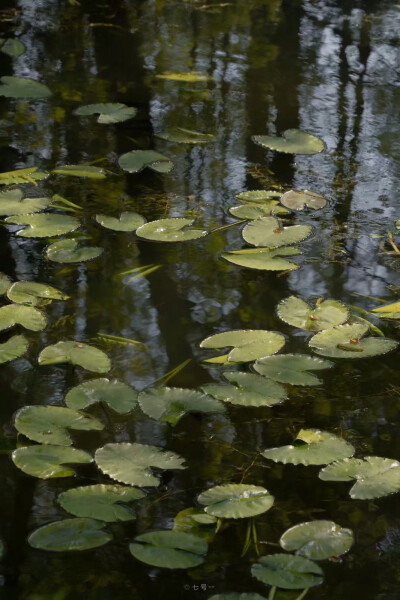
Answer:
241 519 252 557
294 589 309 600
252 519 259 556
268 587 277 600
210 220 246 234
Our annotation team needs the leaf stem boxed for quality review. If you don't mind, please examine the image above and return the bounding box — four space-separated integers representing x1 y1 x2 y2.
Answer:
294 589 309 600
268 587 277 600
210 220 246 234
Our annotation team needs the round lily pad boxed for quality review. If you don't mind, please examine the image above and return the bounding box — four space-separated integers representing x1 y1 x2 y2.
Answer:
280 190 327 211
0 334 29 364
28 518 112 551
309 323 398 359
12 445 92 478
136 218 207 242
118 150 173 174
277 296 349 331
38 341 111 373
197 484 274 519
45 238 103 263
251 553 324 589
0 304 46 332
254 354 332 386
5 213 80 238
0 76 52 99
202 372 286 407
0 189 50 215
252 129 325 155
65 378 138 414
280 520 354 560
58 484 145 521
74 103 137 124
221 247 301 271
242 216 312 248
7 281 68 306
95 211 145 232
200 329 285 363
0 38 25 57
129 530 208 569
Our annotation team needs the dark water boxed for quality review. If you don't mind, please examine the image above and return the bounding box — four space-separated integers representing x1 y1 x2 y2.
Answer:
0 0 400 598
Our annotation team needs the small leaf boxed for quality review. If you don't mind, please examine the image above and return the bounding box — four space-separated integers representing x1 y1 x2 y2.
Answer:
254 354 332 386
0 188 50 215
6 213 80 238
0 167 48 185
136 218 207 242
51 165 107 179
277 296 349 331
38 341 111 373
0 38 26 57
95 211 145 232
118 150 173 174
65 378 138 414
371 301 400 319
0 304 46 332
197 484 274 519
221 247 301 271
202 372 286 407
280 189 327 211
28 518 112 551
58 484 145 521
12 444 92 478
252 129 324 155
200 329 285 363
7 280 68 306
74 103 137 124
0 334 29 364
156 72 211 83
309 323 398 359
280 520 354 560
242 216 312 248
251 554 324 590
129 530 208 569
46 238 103 263
0 76 52 99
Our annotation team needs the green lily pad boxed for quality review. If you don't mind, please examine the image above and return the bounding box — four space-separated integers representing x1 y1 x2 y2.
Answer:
12 444 92 478
0 272 12 294
58 484 145 521
261 429 355 466
118 150 173 174
138 387 225 426
0 334 29 364
202 372 286 407
0 76 52 99
280 520 354 560
51 165 107 179
254 354 332 386
6 213 80 238
65 378 138 414
173 507 217 541
28 518 112 551
209 595 267 600
229 203 289 219
0 304 46 332
95 211 145 232
251 554 324 589
242 216 312 248
136 218 207 242
156 72 211 83
130 530 208 569
280 190 327 211
46 238 103 263
0 189 50 215
156 128 214 144
252 129 325 155
309 323 398 359
200 329 285 363
277 296 349 331
95 442 186 487
0 38 26 57
74 103 137 124
319 456 400 499
371 301 400 319
14 406 103 446
7 280 68 306
235 190 282 203
197 484 274 519
0 167 48 185
38 341 111 373
221 247 301 271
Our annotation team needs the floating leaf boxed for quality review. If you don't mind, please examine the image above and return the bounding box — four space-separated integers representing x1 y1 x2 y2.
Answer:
261 429 354 466
0 304 46 332
136 218 207 242
157 72 211 83
58 484 145 522
0 38 25 57
251 554 323 589
277 296 349 331
74 102 137 124
0 76 52 99
236 190 282 203
138 387 225 426
0 188 50 215
12 445 92 478
222 247 301 271
280 520 354 560
252 129 324 155
38 341 111 373
28 518 112 551
0 272 12 294
197 484 274 519
95 211 145 232
229 203 288 219
0 167 48 185
0 334 28 364
173 507 217 541
202 372 286 407
46 238 103 263
95 442 186 487
280 190 327 211
119 150 173 174
14 406 103 446
130 530 208 569
371 301 400 319
242 216 312 248
254 354 332 386
156 128 214 144
319 456 400 499
200 329 285 363
6 213 80 238
309 323 398 359
65 378 138 414
52 165 107 179
7 281 68 306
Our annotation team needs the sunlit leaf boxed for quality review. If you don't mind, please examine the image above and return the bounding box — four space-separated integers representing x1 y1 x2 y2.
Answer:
0 167 48 185
7 280 68 306
5 213 80 238
0 188 50 215
65 378 138 414
280 520 354 560
197 484 274 519
309 323 398 359
200 329 285 363
156 128 214 144
74 102 137 124
119 150 173 174
371 301 400 319
95 211 145 232
0 304 46 332
254 354 332 386
202 371 286 407
235 190 281 203
28 518 112 551
0 272 12 294
277 296 349 331
242 216 312 248
280 189 327 211
136 218 207 242
221 247 301 271
251 554 324 589
46 238 103 263
38 341 111 373
0 76 52 99
52 165 107 179
252 129 324 155
12 444 92 478
58 484 145 521
130 530 208 569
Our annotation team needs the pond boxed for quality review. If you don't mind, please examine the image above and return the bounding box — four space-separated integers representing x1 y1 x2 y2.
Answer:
0 0 400 598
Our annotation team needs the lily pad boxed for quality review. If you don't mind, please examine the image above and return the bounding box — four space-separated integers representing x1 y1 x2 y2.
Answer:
28 518 112 551
65 378 138 414
0 76 52 99
156 128 214 144
14 406 103 446
197 484 274 519
0 188 50 215
58 484 145 521
277 296 349 331
173 507 217 541
229 203 289 219
0 167 48 185
309 323 398 359
371 301 400 319
0 38 26 57
261 429 355 466
95 442 186 487
138 387 225 426
95 211 145 232
118 150 173 174
136 218 207 242
7 280 68 306
74 103 137 124
157 72 211 83
0 304 46 332
51 165 107 179
45 238 103 263
12 444 92 478
280 190 327 211
6 213 80 238
252 129 325 155
221 247 301 271
38 341 111 373
242 216 312 248
0 334 29 364
319 456 400 499
279 520 354 560
251 554 323 589
202 372 286 407
200 329 285 363
0 272 12 294
129 530 208 569
254 354 332 386
236 190 282 203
